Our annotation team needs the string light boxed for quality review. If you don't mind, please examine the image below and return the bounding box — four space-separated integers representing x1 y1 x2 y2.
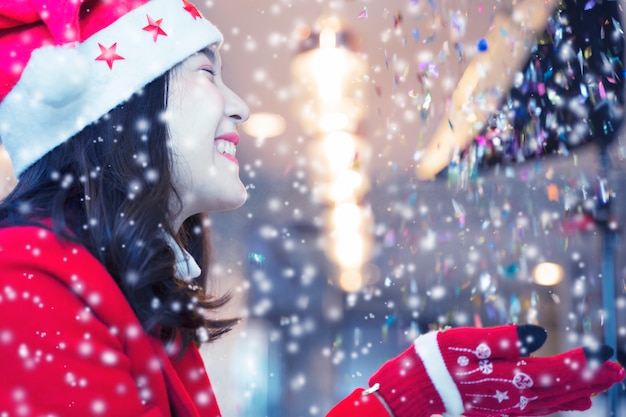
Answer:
291 19 371 291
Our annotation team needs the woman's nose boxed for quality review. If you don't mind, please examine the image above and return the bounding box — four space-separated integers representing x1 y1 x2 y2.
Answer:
224 86 250 123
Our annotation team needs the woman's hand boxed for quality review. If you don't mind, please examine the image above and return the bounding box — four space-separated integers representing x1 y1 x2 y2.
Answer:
368 324 624 417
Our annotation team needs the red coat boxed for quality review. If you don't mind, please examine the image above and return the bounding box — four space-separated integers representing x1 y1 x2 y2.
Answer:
0 226 222 417
0 226 391 417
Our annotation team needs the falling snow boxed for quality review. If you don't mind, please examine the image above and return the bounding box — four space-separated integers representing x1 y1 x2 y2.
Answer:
1 0 625 416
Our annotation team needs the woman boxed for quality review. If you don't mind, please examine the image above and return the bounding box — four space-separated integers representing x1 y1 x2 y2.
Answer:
0 1 622 416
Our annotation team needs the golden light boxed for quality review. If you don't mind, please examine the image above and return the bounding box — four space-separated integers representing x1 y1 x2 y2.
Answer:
322 131 357 173
290 26 367 136
339 269 363 293
331 202 362 231
291 19 371 292
242 112 286 140
319 112 351 133
327 170 364 202
333 233 364 269
312 50 344 103
319 27 336 49
532 262 564 286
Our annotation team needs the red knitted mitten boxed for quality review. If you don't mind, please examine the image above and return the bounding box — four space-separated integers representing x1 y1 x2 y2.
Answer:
368 324 624 417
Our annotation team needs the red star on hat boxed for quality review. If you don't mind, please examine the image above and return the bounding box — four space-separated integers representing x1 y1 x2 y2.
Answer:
95 43 124 69
143 15 167 42
182 0 201 19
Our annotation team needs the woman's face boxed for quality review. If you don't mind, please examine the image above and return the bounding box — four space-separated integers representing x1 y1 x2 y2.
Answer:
166 46 249 227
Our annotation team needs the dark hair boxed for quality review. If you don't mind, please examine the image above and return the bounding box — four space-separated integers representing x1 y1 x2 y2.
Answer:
0 71 237 349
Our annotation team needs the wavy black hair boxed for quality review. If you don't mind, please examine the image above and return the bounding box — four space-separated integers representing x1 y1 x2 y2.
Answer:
0 71 237 350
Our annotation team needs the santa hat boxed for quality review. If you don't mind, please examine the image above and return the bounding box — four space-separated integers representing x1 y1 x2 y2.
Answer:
0 0 223 175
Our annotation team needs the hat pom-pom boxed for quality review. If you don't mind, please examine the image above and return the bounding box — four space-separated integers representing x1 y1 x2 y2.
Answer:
26 45 91 107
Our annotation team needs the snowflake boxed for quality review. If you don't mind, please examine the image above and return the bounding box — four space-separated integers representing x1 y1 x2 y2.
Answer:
478 360 493 374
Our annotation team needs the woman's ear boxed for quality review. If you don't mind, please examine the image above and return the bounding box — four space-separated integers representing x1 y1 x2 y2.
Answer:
0 144 17 199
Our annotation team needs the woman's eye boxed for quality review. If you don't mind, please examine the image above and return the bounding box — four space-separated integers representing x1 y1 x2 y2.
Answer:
202 68 216 77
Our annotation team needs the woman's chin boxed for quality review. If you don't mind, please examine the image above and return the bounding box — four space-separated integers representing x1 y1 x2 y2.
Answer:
213 187 248 212
224 195 247 211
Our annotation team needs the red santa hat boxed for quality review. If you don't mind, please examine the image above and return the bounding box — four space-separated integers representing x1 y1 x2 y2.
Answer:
0 0 223 175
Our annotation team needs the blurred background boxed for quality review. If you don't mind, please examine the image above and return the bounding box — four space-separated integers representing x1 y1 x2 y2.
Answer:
193 0 626 416
2 0 624 416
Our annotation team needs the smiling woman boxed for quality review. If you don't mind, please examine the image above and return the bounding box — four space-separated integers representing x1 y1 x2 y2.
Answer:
167 47 249 228
0 1 623 416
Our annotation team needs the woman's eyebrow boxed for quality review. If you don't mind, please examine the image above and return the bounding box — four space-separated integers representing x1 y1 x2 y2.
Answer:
201 47 221 69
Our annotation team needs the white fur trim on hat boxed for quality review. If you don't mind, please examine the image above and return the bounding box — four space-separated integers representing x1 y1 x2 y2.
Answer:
413 331 464 417
0 0 222 175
